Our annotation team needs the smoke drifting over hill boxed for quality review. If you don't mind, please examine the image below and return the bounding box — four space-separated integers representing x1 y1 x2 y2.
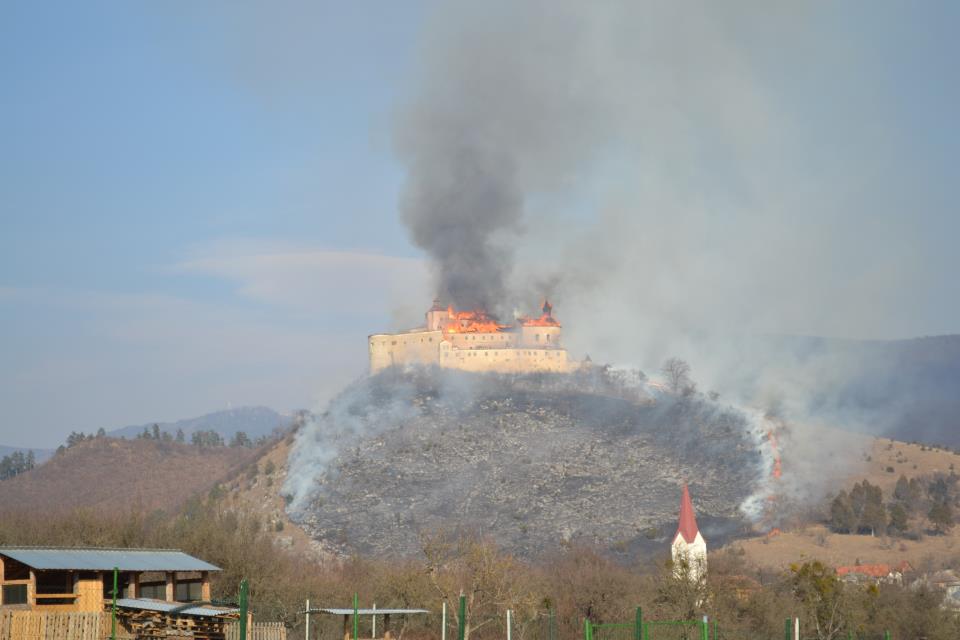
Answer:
393 1 959 445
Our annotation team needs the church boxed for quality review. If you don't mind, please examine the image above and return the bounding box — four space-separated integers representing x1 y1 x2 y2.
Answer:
671 483 708 582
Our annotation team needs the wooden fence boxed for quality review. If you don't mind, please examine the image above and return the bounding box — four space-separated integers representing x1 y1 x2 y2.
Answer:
0 611 102 640
224 622 287 640
0 611 284 640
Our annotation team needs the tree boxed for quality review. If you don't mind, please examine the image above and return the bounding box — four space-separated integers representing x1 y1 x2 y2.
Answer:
175 428 185 443
829 491 856 533
0 451 35 481
789 561 850 640
888 503 908 535
661 358 693 395
893 474 911 502
230 431 252 448
151 423 161 440
96 428 106 438
928 500 954 534
421 531 540 640
66 431 88 448
859 482 886 536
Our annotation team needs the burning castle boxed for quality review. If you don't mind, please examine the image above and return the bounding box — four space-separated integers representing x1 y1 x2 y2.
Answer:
369 299 574 374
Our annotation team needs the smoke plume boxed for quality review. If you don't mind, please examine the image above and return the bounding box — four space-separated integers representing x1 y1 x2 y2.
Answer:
388 0 960 507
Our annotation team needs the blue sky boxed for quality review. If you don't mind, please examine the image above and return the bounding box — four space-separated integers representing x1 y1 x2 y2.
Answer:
2 1 959 447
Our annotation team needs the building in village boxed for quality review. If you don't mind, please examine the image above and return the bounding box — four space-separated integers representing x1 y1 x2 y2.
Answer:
836 561 913 586
671 484 708 582
0 547 239 637
368 299 576 374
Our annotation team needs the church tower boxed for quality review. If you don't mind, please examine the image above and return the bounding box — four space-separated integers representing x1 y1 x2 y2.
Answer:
671 483 707 582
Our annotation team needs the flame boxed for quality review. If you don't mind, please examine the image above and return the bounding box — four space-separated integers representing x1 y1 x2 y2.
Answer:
443 306 510 334
767 429 782 480
519 312 561 327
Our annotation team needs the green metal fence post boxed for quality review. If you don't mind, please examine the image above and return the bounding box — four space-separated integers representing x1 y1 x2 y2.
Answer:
458 594 466 640
110 567 118 640
712 619 717 640
784 619 791 640
354 593 359 640
583 618 590 640
238 578 249 640
884 631 890 640
634 607 642 640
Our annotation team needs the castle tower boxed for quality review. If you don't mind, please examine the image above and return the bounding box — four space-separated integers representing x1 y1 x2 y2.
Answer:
425 298 446 331
671 483 707 582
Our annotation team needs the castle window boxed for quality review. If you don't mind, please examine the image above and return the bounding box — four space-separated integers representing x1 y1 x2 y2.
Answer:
391 341 397 346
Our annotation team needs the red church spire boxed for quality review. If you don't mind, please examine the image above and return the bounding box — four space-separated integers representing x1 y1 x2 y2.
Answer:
675 483 701 544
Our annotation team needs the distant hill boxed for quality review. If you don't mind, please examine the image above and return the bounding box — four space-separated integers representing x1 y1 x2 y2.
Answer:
0 445 53 463
729 334 960 447
0 437 260 514
109 406 293 442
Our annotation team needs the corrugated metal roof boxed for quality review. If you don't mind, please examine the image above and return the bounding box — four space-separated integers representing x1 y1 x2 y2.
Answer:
115 598 238 618
312 609 430 616
0 547 220 572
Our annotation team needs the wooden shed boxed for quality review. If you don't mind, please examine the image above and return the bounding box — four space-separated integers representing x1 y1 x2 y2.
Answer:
0 547 220 613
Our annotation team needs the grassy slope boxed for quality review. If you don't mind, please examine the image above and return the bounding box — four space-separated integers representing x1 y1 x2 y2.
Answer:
0 437 260 515
219 431 323 559
731 436 960 571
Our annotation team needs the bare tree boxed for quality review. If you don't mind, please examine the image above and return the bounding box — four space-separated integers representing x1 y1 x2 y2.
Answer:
661 358 693 395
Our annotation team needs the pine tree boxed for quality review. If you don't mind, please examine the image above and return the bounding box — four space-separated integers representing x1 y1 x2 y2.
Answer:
928 500 954 534
175 428 185 443
830 491 856 533
889 503 909 534
860 482 886 536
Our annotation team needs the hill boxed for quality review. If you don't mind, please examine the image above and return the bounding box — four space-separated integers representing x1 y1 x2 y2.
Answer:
0 437 261 515
734 333 960 446
108 406 292 442
283 367 770 558
729 436 960 571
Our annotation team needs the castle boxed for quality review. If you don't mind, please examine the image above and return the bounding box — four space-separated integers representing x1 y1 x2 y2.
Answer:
368 299 575 374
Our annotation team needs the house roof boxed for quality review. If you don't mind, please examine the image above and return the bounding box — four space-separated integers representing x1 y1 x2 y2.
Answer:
674 483 701 544
0 547 220 572
837 564 895 578
115 598 237 618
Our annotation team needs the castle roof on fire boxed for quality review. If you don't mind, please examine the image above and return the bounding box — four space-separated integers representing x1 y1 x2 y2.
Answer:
368 299 576 374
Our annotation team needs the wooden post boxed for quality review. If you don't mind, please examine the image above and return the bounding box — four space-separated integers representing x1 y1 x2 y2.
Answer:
201 572 211 601
127 573 139 598
28 570 36 609
165 572 175 602
343 614 351 640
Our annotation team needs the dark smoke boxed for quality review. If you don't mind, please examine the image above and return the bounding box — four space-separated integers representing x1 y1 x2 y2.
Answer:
399 144 521 311
395 2 611 313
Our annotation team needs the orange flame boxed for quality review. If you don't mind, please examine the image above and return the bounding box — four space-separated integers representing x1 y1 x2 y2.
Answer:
519 312 561 327
443 306 510 334
767 429 782 480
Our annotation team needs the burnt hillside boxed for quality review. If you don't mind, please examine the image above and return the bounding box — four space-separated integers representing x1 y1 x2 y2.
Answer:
287 367 766 558
0 438 259 515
